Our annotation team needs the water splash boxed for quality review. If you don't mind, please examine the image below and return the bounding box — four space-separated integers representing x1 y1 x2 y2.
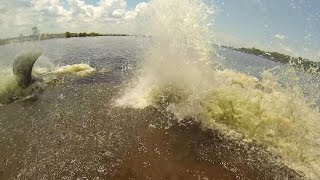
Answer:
116 0 320 178
0 63 96 104
117 0 215 108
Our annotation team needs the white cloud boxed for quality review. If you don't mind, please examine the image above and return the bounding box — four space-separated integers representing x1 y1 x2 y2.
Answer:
124 2 148 20
67 0 95 17
112 9 126 18
97 0 127 17
274 34 286 41
32 0 70 17
0 0 148 38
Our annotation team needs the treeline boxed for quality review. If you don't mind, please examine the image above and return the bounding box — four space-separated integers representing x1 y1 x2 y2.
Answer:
0 32 132 46
232 47 320 74
65 32 131 38
40 33 65 40
0 34 65 45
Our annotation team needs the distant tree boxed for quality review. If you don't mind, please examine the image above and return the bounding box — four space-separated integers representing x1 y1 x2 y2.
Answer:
18 33 24 42
65 32 71 38
90 32 99 36
78 32 89 37
32 26 40 40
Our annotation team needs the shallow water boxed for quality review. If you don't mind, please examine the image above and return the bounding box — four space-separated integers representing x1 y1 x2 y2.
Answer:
0 75 300 179
1 37 317 179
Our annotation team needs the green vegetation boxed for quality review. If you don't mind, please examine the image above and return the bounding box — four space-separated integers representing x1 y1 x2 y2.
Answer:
225 46 320 75
0 29 131 46
65 32 131 38
65 32 101 38
148 84 189 108
40 33 65 40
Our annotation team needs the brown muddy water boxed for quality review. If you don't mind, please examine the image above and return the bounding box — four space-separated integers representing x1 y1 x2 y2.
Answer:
1 36 317 179
0 75 301 179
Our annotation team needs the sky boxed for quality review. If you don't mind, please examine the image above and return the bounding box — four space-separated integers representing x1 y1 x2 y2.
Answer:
0 0 319 61
212 0 320 60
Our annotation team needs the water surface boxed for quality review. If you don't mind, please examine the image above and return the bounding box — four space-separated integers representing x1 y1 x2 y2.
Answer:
0 37 313 179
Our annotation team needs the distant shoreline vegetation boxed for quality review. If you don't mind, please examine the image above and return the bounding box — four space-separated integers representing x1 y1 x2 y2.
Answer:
223 46 320 75
0 31 132 46
65 32 131 38
1 31 319 75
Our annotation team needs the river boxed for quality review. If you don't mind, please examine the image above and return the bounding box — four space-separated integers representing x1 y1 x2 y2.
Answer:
0 36 319 179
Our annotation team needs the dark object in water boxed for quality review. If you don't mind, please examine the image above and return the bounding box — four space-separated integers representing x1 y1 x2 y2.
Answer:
13 50 42 88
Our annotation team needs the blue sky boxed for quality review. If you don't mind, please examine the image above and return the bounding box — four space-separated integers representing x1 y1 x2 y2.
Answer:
212 0 320 59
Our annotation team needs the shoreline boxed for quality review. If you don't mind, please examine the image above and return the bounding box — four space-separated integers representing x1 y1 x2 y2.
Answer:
1 35 319 75
0 32 134 47
222 45 320 75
